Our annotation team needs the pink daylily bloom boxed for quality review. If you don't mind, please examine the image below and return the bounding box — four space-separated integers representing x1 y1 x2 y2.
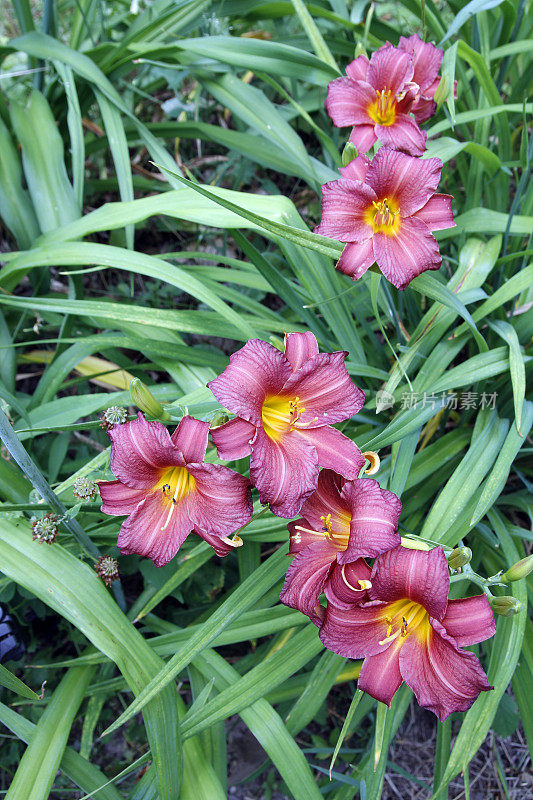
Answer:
326 43 428 155
208 332 365 518
398 35 446 124
279 469 401 623
98 413 252 567
319 545 495 721
315 148 455 289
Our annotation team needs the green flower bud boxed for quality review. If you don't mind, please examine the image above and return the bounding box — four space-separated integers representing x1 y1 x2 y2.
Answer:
100 406 128 429
342 142 359 167
447 547 472 571
210 411 230 428
130 378 171 422
400 536 432 551
72 476 99 502
490 596 523 617
433 76 450 109
501 555 533 583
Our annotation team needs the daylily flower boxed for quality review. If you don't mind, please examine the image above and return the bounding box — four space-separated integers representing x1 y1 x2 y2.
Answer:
314 148 455 289
208 332 365 518
398 34 446 124
325 44 427 155
99 413 252 567
280 469 402 623
320 545 495 721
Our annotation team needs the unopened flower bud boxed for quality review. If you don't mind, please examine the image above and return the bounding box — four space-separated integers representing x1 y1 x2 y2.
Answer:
490 596 523 617
31 513 59 544
100 406 128 429
210 411 230 428
342 142 359 167
95 556 120 586
400 536 432 551
447 547 472 571
72 476 98 502
433 76 450 109
501 555 533 583
130 378 171 422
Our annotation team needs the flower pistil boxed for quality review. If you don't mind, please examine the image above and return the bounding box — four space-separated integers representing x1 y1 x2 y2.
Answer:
368 88 396 126
368 198 400 234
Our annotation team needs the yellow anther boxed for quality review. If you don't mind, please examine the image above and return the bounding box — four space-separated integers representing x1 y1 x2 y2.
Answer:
320 513 333 535
363 451 380 475
358 579 372 591
385 617 393 639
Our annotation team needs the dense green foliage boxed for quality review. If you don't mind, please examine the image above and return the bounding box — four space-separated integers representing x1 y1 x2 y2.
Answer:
0 0 531 798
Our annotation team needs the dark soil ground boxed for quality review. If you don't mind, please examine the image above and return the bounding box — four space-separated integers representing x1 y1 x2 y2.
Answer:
224 707 532 800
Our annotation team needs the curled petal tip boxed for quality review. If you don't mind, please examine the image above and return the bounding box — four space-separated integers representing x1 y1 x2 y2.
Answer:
362 450 380 475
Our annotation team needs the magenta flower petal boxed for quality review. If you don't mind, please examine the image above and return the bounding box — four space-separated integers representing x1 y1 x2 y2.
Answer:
298 469 346 531
280 539 336 624
336 240 376 281
319 600 390 659
250 428 319 518
367 149 443 217
398 34 443 95
346 54 370 82
187 462 252 538
117 491 193 567
414 194 455 231
284 331 319 372
441 595 496 647
210 417 255 460
373 216 441 289
98 480 146 515
207 339 291 425
108 413 182 490
348 123 378 153
298 425 365 479
339 155 371 182
367 45 414 95
324 559 372 609
376 114 427 155
338 479 402 563
325 77 375 127
171 415 209 463
288 517 330 554
369 546 450 621
282 351 365 428
197 529 243 557
315 178 377 242
358 646 403 706
399 620 493 721
412 96 437 124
